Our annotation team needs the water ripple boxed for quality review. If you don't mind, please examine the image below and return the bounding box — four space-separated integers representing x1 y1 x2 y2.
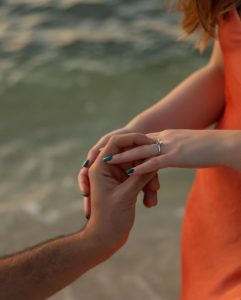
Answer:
0 0 189 90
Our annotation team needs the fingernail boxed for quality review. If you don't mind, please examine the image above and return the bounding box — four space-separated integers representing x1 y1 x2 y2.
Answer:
150 200 157 207
80 192 89 197
127 168 135 175
82 159 90 168
103 155 113 162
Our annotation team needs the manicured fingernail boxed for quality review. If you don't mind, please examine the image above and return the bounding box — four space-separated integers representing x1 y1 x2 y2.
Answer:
82 159 90 168
127 168 135 175
103 155 113 162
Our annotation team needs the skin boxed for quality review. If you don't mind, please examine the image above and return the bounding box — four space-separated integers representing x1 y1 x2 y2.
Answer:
80 134 160 218
78 40 225 214
105 130 241 174
0 134 155 300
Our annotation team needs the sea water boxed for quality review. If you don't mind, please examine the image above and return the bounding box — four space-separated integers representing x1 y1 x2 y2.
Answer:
0 1 210 299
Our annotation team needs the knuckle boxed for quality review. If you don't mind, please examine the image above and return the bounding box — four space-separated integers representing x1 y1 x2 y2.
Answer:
90 142 107 157
163 129 175 135
133 132 142 138
100 134 109 142
99 135 109 144
162 129 176 141
150 157 160 167
173 144 183 156
88 165 96 179
87 148 95 157
78 169 84 181
91 136 109 152
137 133 149 143
135 147 143 157
109 134 121 143
108 135 116 143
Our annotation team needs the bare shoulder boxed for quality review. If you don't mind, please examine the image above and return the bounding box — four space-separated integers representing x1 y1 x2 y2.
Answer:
207 40 224 73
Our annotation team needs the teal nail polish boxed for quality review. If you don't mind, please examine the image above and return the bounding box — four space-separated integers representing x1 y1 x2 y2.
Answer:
82 159 90 168
103 155 113 162
127 168 135 175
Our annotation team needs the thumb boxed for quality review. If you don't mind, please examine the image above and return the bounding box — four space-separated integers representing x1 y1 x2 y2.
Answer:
118 172 156 200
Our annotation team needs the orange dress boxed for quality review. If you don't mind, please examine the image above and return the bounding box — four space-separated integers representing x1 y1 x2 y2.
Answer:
181 7 241 300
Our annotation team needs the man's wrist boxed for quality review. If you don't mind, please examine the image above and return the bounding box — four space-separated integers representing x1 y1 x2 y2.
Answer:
81 224 124 263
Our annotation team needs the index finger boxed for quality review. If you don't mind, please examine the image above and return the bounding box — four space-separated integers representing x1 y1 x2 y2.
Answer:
87 135 110 165
95 133 154 167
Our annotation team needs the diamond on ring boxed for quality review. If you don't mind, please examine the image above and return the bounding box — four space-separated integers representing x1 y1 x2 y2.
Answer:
155 138 163 155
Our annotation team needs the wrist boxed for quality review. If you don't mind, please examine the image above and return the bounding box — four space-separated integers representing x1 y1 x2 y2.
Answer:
221 131 241 170
82 223 127 261
125 114 157 134
124 118 143 133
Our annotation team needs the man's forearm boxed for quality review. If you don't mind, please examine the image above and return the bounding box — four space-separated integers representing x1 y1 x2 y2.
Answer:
0 230 109 300
125 64 225 133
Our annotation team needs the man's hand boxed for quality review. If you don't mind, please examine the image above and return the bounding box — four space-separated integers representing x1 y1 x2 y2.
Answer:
78 128 160 218
85 133 157 251
0 133 156 300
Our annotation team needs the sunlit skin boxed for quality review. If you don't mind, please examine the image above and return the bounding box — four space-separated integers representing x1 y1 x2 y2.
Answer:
77 4 241 299
79 128 160 218
105 130 241 174
79 40 225 214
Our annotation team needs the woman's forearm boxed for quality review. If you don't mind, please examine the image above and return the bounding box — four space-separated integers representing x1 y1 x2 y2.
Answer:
125 64 225 133
223 131 241 172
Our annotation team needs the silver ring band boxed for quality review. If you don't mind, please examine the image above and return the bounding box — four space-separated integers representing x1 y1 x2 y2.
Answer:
155 138 163 155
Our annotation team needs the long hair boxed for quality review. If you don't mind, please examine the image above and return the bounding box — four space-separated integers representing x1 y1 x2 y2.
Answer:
169 0 241 52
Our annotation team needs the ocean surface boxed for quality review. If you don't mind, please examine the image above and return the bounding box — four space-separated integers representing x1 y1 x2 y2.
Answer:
0 1 211 299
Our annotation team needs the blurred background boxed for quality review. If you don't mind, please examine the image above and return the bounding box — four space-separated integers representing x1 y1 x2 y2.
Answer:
0 0 211 299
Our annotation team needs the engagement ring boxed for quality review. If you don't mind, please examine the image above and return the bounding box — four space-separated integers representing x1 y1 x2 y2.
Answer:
155 138 163 155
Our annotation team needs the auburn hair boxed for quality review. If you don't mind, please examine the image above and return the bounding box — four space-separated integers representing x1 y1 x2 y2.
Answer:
169 0 241 52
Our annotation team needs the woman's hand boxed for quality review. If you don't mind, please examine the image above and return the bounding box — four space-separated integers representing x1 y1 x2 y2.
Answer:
78 128 160 218
105 129 233 175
